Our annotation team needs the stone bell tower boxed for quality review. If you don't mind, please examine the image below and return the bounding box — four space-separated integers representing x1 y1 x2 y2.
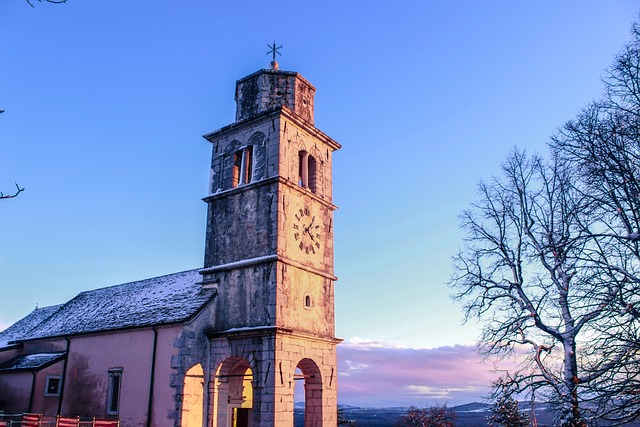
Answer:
200 60 341 426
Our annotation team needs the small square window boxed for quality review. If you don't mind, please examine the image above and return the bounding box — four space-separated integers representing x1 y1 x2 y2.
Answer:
45 375 62 396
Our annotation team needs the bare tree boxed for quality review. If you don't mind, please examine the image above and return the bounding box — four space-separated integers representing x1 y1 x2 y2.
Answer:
552 22 640 248
394 404 456 427
452 21 640 426
549 23 640 426
449 150 629 426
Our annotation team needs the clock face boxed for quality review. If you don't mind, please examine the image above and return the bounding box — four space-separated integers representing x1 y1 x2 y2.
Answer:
292 206 322 254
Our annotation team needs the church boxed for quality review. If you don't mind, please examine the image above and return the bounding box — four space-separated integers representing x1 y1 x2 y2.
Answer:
0 60 342 427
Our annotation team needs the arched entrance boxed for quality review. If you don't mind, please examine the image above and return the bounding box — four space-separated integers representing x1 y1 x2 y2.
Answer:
295 358 323 426
181 364 204 427
212 357 253 427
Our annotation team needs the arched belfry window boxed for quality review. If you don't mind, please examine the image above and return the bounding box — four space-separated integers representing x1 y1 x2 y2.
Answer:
298 150 317 193
232 146 253 188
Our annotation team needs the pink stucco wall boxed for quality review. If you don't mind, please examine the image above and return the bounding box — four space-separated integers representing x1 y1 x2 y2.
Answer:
151 327 184 425
0 370 32 413
0 353 65 415
33 361 66 415
0 324 183 427
60 326 182 426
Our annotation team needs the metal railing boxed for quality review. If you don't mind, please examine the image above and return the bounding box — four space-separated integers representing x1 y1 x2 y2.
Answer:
0 413 119 427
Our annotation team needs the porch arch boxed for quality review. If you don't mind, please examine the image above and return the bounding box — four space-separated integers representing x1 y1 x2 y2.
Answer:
295 358 323 427
180 364 204 427
212 357 253 427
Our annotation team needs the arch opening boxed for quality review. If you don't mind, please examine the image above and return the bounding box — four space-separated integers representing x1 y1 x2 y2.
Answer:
181 364 204 427
295 358 323 427
212 357 253 427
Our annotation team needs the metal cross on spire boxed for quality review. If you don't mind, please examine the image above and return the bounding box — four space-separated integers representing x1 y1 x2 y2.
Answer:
266 40 283 70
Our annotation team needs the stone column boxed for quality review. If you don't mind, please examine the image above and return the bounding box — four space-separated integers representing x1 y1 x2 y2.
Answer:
300 151 309 188
239 149 249 185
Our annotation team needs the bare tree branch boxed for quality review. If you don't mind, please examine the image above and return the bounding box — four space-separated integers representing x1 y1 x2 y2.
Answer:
0 182 25 199
26 0 66 8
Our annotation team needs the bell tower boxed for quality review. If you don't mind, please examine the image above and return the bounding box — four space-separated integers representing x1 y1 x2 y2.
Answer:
200 62 341 426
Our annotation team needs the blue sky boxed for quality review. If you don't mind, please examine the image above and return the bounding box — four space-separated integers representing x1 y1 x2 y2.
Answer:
1 0 638 406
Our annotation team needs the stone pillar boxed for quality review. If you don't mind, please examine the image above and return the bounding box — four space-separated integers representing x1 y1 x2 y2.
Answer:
300 151 309 188
239 149 248 185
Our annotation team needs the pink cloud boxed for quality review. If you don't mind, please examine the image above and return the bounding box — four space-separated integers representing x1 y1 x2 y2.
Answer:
337 340 517 407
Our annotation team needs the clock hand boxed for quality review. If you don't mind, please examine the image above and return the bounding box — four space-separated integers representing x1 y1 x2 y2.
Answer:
304 223 313 235
305 217 316 235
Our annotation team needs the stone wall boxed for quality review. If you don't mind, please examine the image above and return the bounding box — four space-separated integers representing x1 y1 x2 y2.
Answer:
235 70 316 125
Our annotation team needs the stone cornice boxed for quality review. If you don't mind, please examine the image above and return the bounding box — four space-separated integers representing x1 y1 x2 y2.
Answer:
202 106 341 151
207 325 342 344
202 176 338 211
199 253 337 281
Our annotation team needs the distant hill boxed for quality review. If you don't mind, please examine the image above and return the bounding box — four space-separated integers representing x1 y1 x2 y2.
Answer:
293 402 640 426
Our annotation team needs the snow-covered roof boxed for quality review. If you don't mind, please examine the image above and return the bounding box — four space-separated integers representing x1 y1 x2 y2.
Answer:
0 351 66 371
0 304 63 348
0 269 215 346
